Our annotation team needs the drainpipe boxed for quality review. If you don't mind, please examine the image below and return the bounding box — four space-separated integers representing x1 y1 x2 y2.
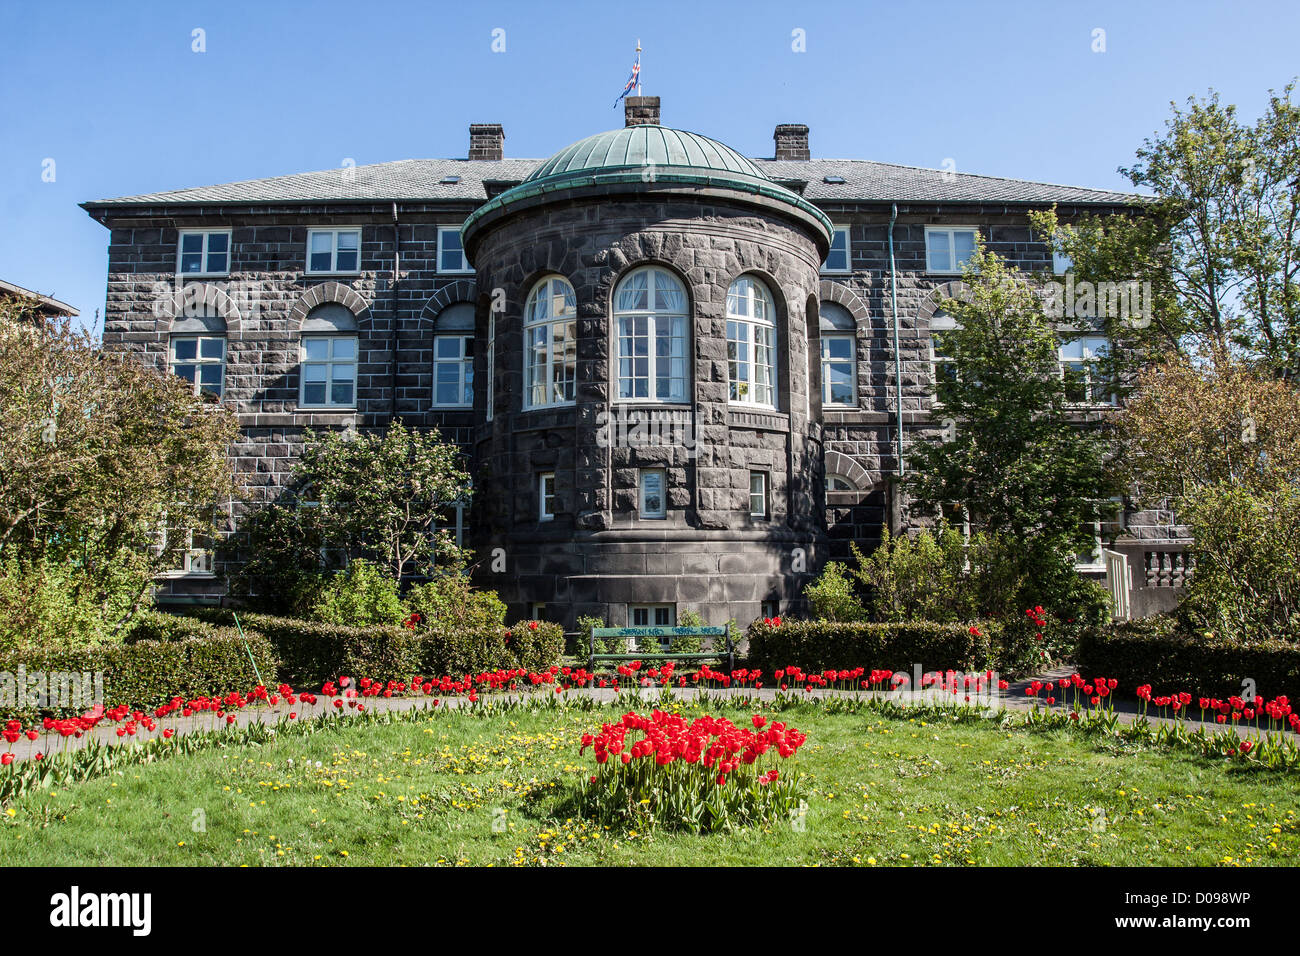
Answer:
888 204 903 477
390 202 400 420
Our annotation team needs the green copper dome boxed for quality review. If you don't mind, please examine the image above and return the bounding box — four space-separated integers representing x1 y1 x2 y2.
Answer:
525 126 766 182
462 126 832 253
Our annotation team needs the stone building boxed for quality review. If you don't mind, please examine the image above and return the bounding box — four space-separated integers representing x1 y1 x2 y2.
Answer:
83 97 1179 626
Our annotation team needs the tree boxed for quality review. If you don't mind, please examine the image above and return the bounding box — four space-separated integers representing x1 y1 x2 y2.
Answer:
0 299 238 642
1122 349 1300 638
1034 81 1300 371
293 420 472 582
905 245 1119 548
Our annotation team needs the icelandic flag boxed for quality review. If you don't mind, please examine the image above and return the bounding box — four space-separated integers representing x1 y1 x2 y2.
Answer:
614 50 640 106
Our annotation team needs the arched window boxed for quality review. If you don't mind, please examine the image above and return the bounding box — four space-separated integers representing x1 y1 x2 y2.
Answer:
726 276 777 407
827 474 856 491
819 301 856 407
614 267 689 402
300 303 358 408
433 302 474 408
170 311 227 399
523 276 577 409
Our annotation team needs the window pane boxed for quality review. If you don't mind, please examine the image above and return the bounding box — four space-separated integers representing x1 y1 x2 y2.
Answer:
206 252 228 273
174 364 196 383
435 336 461 358
199 364 223 386
953 230 977 269
330 380 354 405
181 234 204 254
310 251 333 272
173 338 198 361
199 337 224 359
207 233 228 253
331 337 357 360
303 363 327 383
927 231 952 272
303 382 326 404
304 339 329 361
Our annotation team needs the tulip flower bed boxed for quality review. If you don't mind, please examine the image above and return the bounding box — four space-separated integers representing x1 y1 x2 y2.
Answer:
2 694 1298 868
579 711 807 833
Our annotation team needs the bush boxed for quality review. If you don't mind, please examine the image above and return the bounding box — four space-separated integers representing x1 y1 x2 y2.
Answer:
405 574 507 632
0 557 118 653
577 614 620 656
503 620 565 674
221 501 328 617
309 560 405 628
124 609 223 644
184 610 565 686
746 619 995 675
0 626 278 720
1077 617 1300 701
803 562 867 622
854 525 969 623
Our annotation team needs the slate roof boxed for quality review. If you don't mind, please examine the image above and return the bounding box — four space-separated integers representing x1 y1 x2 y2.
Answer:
83 156 1142 209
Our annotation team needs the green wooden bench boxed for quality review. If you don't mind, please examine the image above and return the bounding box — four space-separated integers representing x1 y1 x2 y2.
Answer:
588 625 734 672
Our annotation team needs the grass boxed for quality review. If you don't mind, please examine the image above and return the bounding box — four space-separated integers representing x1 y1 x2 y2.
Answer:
1 698 1298 866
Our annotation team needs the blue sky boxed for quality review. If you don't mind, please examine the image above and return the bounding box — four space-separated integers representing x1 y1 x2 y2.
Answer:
2 0 1298 329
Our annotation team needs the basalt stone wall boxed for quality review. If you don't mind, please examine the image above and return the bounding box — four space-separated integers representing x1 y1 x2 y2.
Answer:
467 195 828 627
98 210 488 586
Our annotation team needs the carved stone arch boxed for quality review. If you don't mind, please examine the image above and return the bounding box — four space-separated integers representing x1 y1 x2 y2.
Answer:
823 450 873 491
916 280 971 325
818 279 869 327
419 279 478 325
289 281 371 330
153 281 244 334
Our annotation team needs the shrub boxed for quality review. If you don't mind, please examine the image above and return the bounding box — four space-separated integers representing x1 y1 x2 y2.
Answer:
1077 617 1300 701
405 574 507 632
502 620 565 674
221 501 328 617
577 614 622 656
0 557 116 653
746 619 995 675
309 560 405 628
186 610 565 686
853 525 969 623
124 609 223 644
0 627 278 720
803 561 867 622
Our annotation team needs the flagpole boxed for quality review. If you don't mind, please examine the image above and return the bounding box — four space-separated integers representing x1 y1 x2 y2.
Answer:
636 39 641 96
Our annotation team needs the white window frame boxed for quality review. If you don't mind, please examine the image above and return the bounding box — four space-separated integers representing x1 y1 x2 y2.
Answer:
748 471 769 519
827 474 855 491
929 315 960 404
156 525 216 579
1075 498 1126 570
1058 335 1116 407
614 266 690 404
629 604 675 627
437 226 473 275
523 276 578 410
433 334 474 407
925 226 980 275
726 277 778 409
176 229 231 277
821 225 851 274
170 334 226 399
305 227 362 275
538 472 556 522
820 333 856 406
638 468 667 519
299 334 358 408
531 602 547 621
485 313 496 422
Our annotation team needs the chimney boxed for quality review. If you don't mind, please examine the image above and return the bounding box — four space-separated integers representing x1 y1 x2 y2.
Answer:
624 96 661 127
468 124 504 160
774 124 810 161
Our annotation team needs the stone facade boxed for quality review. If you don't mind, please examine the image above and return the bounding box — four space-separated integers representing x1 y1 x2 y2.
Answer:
84 103 1181 623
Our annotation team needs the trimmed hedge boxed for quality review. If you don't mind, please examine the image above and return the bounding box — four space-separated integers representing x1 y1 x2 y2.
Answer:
1077 617 1300 700
745 619 996 674
0 627 279 720
179 609 565 687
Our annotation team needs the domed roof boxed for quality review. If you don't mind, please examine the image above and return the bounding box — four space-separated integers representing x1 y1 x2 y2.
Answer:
525 126 767 183
461 125 832 254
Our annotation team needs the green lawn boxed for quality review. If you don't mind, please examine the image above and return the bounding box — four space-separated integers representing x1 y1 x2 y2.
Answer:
2 700 1297 866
